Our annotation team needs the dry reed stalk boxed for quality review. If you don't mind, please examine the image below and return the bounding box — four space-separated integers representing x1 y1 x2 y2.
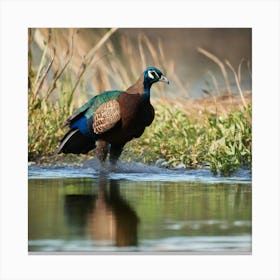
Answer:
138 34 147 71
71 28 118 95
28 29 33 91
158 38 166 68
237 58 244 82
141 34 160 65
197 47 232 96
33 44 48 91
48 31 75 99
45 48 72 100
34 49 56 98
225 60 246 107
119 36 139 81
208 71 221 97
84 28 118 64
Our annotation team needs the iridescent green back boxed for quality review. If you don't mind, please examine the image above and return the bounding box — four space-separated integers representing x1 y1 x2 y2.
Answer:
78 90 123 120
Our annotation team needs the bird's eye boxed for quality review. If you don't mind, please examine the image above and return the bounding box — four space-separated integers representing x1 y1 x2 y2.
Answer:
148 70 159 79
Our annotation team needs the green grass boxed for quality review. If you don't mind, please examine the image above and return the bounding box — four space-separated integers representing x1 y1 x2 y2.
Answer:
28 93 251 176
123 103 251 176
28 95 70 160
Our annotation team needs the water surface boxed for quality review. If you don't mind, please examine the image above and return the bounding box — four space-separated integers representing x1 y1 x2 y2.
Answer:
28 164 251 253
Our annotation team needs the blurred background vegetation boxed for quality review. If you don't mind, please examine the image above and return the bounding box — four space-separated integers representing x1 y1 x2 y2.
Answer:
28 28 252 175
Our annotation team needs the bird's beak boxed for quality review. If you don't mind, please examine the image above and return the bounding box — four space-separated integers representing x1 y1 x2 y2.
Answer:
159 75 169 84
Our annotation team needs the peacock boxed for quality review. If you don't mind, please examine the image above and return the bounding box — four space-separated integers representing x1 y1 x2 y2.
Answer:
56 66 169 167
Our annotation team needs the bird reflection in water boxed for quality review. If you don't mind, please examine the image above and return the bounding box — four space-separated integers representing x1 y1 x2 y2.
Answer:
64 177 139 248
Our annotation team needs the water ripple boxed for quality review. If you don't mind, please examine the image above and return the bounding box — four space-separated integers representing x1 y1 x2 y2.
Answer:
28 161 251 184
29 235 251 253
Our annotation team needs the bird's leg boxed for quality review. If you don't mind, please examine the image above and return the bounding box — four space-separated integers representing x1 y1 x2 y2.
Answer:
96 140 109 170
109 145 124 168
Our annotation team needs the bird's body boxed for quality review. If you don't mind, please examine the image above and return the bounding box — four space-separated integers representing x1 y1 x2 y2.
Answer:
56 67 169 166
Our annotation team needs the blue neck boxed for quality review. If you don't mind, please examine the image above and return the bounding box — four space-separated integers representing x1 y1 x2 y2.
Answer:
143 79 152 99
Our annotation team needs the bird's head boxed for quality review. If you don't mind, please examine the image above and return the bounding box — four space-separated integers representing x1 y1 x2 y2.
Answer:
126 66 169 96
143 66 169 87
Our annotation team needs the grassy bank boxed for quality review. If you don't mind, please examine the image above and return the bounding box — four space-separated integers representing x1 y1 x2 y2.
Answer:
123 102 251 175
28 28 252 175
29 95 251 176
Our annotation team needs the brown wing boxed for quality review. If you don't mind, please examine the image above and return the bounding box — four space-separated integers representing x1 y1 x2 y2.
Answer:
93 99 121 134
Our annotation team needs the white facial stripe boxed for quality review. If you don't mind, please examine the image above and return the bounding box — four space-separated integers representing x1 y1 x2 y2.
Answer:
148 71 154 79
148 70 159 79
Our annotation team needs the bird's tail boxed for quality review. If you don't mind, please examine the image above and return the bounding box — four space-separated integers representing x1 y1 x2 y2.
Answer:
55 128 96 155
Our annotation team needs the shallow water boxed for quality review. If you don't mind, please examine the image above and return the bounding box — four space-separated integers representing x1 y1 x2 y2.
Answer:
28 163 251 253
